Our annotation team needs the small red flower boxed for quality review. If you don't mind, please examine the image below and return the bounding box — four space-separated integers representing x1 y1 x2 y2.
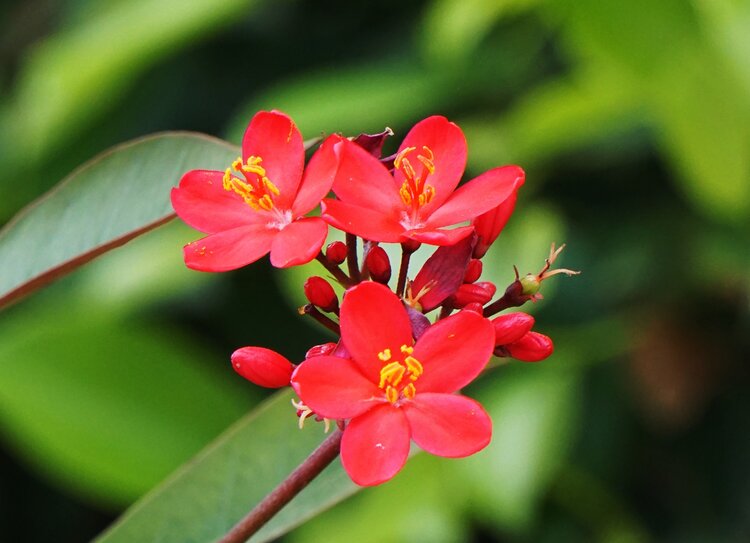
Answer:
171 111 336 271
321 116 524 246
291 281 495 486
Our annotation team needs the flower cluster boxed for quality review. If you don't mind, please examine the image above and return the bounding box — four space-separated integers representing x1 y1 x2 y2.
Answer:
171 110 578 486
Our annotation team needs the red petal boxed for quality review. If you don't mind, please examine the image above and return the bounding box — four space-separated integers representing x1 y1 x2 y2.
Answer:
171 170 256 233
241 111 304 210
269 217 328 268
341 404 411 486
290 355 382 419
402 225 475 246
183 224 275 272
492 312 535 345
321 199 404 242
340 282 413 384
394 116 467 215
292 134 340 216
331 138 403 213
425 166 524 228
413 311 495 393
404 393 491 457
231 347 293 388
410 234 475 312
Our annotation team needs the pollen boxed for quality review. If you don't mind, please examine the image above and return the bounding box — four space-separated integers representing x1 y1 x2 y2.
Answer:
222 155 282 212
378 349 392 361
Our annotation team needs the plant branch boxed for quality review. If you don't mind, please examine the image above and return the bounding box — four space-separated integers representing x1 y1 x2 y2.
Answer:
299 304 341 335
345 233 361 283
218 429 343 543
395 246 412 298
315 252 352 288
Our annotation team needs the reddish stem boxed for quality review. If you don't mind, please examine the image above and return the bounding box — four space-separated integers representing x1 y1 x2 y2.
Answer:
218 430 343 543
346 234 361 283
315 252 352 288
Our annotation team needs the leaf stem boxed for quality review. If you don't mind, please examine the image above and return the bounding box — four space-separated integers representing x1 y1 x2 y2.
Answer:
218 429 343 543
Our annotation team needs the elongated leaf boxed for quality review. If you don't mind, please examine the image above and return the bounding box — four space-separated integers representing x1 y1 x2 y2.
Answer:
96 390 358 543
0 132 237 309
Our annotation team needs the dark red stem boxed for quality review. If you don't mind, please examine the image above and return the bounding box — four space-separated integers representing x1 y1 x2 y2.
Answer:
218 429 343 543
300 304 341 335
315 252 352 288
346 233 361 282
395 247 412 298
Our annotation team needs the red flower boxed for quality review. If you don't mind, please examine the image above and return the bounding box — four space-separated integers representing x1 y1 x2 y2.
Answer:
291 281 495 486
171 111 336 271
321 116 524 246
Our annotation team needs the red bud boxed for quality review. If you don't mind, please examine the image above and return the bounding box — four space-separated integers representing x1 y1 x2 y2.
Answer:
492 312 535 345
506 331 554 362
463 259 483 283
304 276 338 312
231 347 293 388
452 281 497 308
305 342 337 359
365 246 391 284
326 241 347 265
462 302 484 315
472 174 523 258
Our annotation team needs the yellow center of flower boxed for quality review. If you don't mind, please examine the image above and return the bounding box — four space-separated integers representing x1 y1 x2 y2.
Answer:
223 156 281 211
395 145 436 210
377 344 424 404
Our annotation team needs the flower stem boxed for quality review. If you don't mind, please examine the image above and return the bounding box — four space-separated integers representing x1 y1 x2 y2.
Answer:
315 252 352 288
346 233 361 283
395 247 412 298
300 304 341 335
483 294 520 317
218 429 343 543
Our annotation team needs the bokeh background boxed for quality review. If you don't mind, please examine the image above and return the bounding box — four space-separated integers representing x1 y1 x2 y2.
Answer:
1 0 749 541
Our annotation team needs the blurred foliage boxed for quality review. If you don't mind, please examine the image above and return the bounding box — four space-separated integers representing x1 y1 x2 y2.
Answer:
1 0 749 542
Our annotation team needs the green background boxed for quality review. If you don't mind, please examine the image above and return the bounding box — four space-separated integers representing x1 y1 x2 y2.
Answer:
1 0 748 541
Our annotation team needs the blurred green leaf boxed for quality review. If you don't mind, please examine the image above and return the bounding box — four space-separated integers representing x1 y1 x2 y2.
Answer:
461 366 580 531
0 302 254 507
0 132 237 309
0 0 258 167
96 390 358 543
421 0 538 64
227 59 455 141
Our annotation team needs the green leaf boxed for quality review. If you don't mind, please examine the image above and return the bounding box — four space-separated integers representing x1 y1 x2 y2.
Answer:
0 132 237 309
96 390 358 543
0 299 255 507
0 0 259 167
460 366 580 531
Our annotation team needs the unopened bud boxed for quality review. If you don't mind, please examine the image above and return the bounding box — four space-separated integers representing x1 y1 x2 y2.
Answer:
452 281 497 307
304 276 338 313
472 168 524 258
519 273 541 296
506 331 554 362
492 312 535 345
305 342 337 359
462 302 484 315
365 246 391 284
231 347 293 388
326 241 347 265
463 259 483 284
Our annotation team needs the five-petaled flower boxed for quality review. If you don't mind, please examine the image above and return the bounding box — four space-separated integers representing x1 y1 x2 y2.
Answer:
291 281 496 486
171 110 337 271
321 115 525 246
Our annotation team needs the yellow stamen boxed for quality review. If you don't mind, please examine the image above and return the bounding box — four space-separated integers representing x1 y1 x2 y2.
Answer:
222 155 282 212
400 345 414 355
395 145 437 210
404 355 423 379
403 383 416 400
378 349 392 362
385 385 399 404
379 361 405 388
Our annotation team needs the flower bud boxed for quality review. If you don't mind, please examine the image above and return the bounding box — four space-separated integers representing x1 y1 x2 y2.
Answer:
451 281 497 308
231 347 293 388
472 173 523 258
461 302 484 315
326 241 347 265
519 273 541 296
304 276 338 313
365 246 391 284
305 342 337 359
506 331 554 362
492 312 535 345
463 259 483 284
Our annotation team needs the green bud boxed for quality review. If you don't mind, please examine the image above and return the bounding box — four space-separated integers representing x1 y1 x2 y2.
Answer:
519 273 541 295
